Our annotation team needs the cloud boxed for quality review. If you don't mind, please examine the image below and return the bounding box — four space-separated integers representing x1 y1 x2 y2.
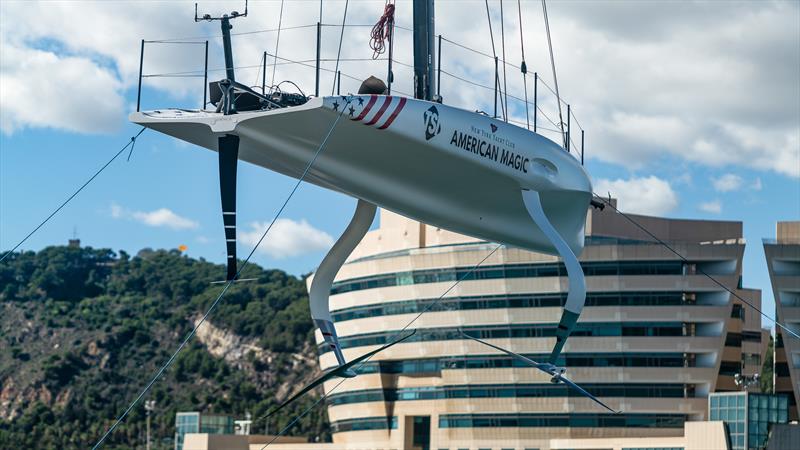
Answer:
712 173 743 192
699 200 723 214
110 203 198 230
0 42 124 134
1 1 797 180
239 218 334 259
752 177 763 191
594 176 678 216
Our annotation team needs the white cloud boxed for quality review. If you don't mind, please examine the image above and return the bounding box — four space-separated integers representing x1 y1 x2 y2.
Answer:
699 200 723 214
110 203 198 230
239 218 334 259
712 173 744 192
594 176 678 216
1 1 797 180
0 42 124 134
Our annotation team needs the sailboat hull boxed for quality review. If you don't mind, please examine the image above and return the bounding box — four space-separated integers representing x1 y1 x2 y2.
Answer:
130 95 591 256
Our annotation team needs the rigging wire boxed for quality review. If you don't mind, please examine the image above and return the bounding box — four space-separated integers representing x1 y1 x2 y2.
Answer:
332 0 350 95
269 0 286 88
0 128 146 264
500 0 509 122
438 69 562 130
257 244 504 449
253 51 266 91
517 0 530 129
595 195 800 341
541 0 566 148
483 0 507 121
145 24 318 44
90 97 357 450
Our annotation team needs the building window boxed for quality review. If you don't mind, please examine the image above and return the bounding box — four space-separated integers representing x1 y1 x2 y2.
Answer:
331 291 696 322
330 261 688 295
438 413 685 429
327 383 693 406
330 416 397 433
322 322 692 354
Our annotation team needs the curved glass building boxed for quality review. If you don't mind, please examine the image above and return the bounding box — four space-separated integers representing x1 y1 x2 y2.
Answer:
310 204 763 449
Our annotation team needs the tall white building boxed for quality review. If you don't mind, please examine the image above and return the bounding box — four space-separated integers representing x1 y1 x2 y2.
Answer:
310 205 764 449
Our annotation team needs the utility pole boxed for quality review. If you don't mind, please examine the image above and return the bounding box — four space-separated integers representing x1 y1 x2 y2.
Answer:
145 400 156 450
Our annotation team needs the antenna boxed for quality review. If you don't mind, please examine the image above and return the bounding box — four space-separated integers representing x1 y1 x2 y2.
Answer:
194 0 247 22
194 1 248 112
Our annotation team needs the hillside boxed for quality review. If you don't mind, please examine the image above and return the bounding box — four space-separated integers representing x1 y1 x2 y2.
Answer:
0 245 329 448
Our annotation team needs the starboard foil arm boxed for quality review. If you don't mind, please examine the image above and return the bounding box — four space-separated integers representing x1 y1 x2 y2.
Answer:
309 199 377 377
521 189 586 364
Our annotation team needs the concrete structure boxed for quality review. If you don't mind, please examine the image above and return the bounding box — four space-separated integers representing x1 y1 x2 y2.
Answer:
307 205 763 449
181 422 732 450
708 391 789 450
182 434 306 450
764 221 800 421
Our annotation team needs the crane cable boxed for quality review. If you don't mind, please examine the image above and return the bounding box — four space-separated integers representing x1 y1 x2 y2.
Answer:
332 0 350 95
484 0 507 121
541 0 566 148
258 244 504 450
594 195 800 341
517 0 530 129
269 0 285 88
0 127 146 263
500 0 509 122
90 97 357 450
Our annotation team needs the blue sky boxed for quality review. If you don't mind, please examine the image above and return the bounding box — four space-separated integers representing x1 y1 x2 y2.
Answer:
1 1 798 329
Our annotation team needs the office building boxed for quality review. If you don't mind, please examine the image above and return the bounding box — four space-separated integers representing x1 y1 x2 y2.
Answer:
309 204 764 449
764 221 800 420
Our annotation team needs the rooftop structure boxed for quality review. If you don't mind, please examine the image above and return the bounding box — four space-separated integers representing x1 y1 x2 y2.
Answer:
708 391 789 450
175 412 234 450
307 205 764 449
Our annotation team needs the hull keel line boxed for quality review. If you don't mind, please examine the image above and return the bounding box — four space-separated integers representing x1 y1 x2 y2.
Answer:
310 199 377 376
521 189 586 363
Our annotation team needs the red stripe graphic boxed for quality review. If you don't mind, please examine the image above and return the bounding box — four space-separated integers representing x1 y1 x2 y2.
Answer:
353 95 377 121
364 96 393 126
377 97 407 130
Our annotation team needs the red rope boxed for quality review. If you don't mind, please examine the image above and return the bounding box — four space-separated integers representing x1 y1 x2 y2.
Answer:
370 2 395 59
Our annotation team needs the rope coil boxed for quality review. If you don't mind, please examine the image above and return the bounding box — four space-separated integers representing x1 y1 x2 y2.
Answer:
370 2 395 59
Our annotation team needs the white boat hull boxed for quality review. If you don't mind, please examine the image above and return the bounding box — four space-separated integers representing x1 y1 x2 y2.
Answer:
130 95 591 256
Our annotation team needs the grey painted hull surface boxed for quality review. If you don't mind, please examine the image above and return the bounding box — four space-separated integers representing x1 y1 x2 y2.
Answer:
130 95 592 256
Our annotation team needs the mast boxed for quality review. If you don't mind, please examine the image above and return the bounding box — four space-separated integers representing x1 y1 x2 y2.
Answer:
220 15 236 83
413 0 435 101
195 1 247 114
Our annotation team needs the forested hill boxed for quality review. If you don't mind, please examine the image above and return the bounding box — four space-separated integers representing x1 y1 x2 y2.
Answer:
0 245 329 449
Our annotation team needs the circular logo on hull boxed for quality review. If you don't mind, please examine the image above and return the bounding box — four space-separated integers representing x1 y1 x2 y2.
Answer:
424 105 441 141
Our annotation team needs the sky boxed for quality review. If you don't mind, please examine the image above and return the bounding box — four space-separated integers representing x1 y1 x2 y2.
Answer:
1 1 798 329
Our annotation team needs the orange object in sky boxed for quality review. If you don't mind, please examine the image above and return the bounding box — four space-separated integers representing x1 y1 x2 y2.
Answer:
178 245 188 252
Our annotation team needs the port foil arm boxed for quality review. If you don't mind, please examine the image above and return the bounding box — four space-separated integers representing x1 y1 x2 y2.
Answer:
309 199 377 374
521 189 586 364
